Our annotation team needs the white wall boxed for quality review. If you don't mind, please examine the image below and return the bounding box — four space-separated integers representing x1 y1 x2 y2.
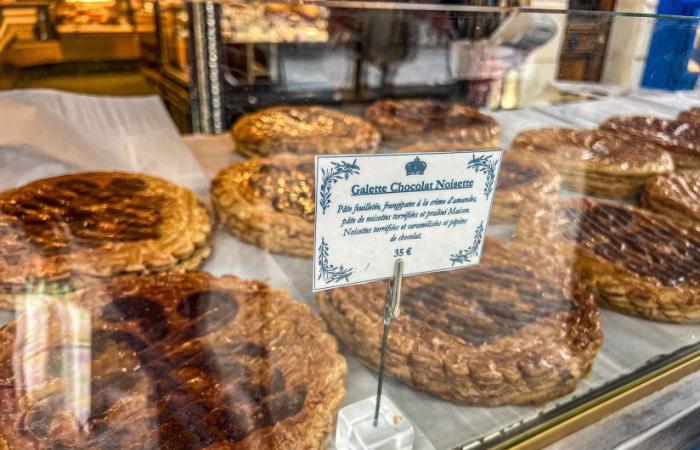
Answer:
601 0 659 87
516 0 569 104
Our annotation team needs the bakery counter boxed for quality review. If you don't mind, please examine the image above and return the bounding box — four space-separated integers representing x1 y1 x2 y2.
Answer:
57 23 141 62
180 90 700 449
0 88 699 449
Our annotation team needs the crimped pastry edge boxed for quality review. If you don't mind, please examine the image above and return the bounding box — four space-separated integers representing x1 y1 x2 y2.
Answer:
515 198 700 323
0 272 347 450
316 238 601 405
211 155 314 258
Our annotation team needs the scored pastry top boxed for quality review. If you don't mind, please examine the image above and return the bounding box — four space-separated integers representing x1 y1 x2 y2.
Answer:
512 127 675 173
397 250 589 348
547 198 700 288
601 116 700 157
317 237 601 405
366 99 500 143
232 105 380 156
0 271 346 450
0 172 210 290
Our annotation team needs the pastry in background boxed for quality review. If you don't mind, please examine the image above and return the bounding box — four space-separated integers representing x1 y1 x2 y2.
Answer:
642 170 700 224
212 154 314 257
678 107 700 124
396 144 559 223
0 172 211 309
0 271 346 449
232 105 380 157
512 127 674 198
518 198 700 323
317 237 601 406
601 116 700 170
365 98 500 149
491 152 560 223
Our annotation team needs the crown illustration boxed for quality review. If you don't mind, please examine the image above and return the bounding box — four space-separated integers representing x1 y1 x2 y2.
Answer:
405 157 427 176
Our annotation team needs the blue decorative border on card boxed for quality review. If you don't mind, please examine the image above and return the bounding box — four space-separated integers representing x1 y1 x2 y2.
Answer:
467 154 498 199
312 149 503 292
449 221 485 266
318 159 360 214
318 237 354 284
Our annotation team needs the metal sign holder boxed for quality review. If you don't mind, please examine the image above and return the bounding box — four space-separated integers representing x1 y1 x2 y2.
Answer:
374 258 404 426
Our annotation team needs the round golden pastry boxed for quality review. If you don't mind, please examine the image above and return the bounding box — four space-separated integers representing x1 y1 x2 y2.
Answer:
678 107 700 124
517 198 700 323
0 172 212 310
512 127 674 198
317 237 601 406
365 98 500 149
232 105 380 157
0 271 346 450
492 152 560 223
293 4 321 19
264 3 290 14
601 116 700 170
642 170 700 224
212 154 314 257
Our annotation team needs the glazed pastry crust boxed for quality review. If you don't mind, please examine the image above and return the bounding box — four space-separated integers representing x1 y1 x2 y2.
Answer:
511 127 674 198
642 171 700 224
212 154 315 257
492 152 560 223
678 107 700 125
0 172 212 309
517 198 700 323
0 271 346 450
317 237 601 406
366 99 500 149
232 105 380 157
601 116 700 170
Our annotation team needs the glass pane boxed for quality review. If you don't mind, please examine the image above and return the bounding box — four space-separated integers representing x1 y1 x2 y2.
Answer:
0 2 699 449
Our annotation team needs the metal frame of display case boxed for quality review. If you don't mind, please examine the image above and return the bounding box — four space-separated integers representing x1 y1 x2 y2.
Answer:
479 346 700 449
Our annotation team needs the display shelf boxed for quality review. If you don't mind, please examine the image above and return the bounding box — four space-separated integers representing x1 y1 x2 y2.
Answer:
1 4 700 449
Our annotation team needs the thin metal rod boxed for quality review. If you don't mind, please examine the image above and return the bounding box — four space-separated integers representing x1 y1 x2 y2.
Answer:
373 259 404 427
373 320 391 427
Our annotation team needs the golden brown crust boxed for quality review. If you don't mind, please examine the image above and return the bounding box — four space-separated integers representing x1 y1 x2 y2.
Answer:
511 127 674 198
600 116 700 170
211 155 314 257
0 243 212 311
678 107 700 125
0 271 346 449
491 152 560 223
232 105 380 157
317 237 601 406
517 198 700 323
642 170 700 224
366 99 500 148
0 172 212 307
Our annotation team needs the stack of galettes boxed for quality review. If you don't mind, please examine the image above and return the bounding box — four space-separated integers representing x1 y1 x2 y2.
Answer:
0 98 699 448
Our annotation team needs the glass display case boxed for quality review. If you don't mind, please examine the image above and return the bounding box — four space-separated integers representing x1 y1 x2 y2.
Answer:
0 2 699 449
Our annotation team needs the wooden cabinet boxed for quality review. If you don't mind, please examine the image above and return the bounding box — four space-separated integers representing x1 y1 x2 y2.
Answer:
558 0 616 81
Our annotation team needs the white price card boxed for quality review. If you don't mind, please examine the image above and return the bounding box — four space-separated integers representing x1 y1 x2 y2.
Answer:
313 149 503 292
